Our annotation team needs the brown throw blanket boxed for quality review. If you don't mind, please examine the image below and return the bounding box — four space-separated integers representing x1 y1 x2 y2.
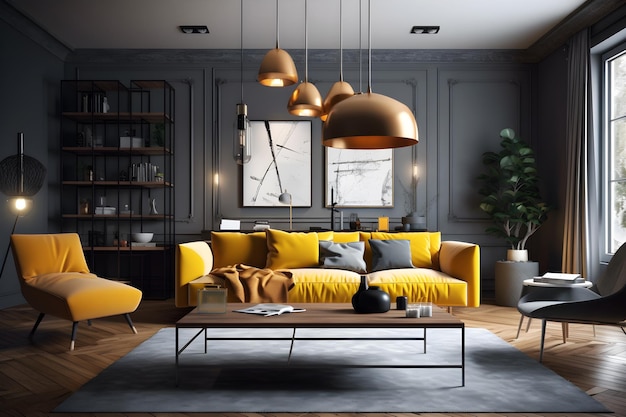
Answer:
210 264 294 303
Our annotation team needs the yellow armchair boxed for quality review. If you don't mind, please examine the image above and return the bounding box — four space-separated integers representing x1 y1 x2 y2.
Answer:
10 233 143 350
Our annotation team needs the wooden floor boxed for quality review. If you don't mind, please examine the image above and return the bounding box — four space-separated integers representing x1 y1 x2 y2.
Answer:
1 299 625 417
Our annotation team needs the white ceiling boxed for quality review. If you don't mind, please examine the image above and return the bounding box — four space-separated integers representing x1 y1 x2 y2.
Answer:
8 0 590 51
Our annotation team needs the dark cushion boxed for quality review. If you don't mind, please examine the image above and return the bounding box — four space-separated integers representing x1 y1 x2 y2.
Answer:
319 240 367 273
369 239 415 272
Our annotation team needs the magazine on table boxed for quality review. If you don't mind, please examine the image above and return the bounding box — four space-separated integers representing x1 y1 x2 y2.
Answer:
233 303 306 317
533 272 584 284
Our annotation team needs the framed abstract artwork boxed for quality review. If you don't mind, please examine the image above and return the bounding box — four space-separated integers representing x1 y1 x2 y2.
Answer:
325 148 394 208
243 120 312 207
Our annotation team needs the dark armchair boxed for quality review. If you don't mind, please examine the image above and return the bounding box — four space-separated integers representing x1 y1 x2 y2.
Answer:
517 243 626 362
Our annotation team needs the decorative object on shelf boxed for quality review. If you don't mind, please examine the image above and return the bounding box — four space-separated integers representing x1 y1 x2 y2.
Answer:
278 190 293 231
234 0 251 165
477 128 550 261
321 0 354 121
322 0 418 149
351 275 390 314
131 232 153 243
149 198 158 215
257 0 297 87
0 132 47 280
102 96 110 113
287 0 322 117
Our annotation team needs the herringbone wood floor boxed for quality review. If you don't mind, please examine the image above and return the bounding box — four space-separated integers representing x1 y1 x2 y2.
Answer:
1 300 625 417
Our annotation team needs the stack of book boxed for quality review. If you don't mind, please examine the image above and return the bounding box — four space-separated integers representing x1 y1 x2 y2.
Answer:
533 272 585 285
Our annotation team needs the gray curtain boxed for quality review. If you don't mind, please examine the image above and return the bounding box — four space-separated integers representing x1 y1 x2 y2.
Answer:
562 29 598 278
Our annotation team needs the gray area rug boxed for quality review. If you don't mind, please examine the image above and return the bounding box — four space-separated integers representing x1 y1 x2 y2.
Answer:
55 327 609 413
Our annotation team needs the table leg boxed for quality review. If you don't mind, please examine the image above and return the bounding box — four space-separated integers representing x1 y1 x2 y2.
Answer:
461 326 465 387
175 326 179 387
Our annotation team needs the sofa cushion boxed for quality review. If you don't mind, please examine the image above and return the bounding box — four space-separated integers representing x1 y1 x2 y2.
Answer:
211 232 267 268
266 229 320 269
368 268 468 306
369 239 415 272
333 231 360 243
285 268 362 303
319 240 367 273
371 231 433 268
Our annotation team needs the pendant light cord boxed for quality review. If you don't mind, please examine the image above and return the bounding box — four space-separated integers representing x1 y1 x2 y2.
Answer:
339 0 344 82
367 0 372 93
304 0 309 82
275 0 280 49
240 0 244 102
358 0 362 93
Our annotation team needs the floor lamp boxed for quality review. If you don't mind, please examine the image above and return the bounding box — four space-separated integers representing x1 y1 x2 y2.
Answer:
278 190 292 231
0 132 47 279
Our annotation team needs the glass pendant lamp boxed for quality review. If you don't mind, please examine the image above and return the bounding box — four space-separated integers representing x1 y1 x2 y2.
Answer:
234 0 251 164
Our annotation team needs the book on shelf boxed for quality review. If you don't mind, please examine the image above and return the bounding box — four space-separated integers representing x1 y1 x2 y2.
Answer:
233 303 306 317
533 272 584 284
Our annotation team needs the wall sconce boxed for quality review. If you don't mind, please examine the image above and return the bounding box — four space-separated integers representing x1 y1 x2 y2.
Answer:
179 25 209 34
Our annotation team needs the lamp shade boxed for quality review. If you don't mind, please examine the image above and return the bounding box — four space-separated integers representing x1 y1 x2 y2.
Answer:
322 90 418 149
257 48 298 87
288 82 323 117
320 80 354 121
0 153 46 196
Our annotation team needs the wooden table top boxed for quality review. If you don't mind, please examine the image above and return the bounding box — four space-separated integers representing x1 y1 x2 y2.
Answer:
176 303 464 329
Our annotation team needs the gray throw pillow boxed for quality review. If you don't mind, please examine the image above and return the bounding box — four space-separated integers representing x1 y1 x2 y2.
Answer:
369 239 415 272
319 240 367 273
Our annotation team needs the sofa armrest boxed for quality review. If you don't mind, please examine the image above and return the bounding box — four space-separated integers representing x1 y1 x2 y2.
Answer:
439 241 480 307
175 241 213 307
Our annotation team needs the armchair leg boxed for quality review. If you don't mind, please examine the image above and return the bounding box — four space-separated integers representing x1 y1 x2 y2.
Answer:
29 313 45 338
124 313 138 334
539 319 547 363
70 322 78 351
516 314 524 339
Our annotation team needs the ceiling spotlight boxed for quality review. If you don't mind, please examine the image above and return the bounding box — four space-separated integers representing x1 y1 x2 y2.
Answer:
179 25 209 34
410 26 440 34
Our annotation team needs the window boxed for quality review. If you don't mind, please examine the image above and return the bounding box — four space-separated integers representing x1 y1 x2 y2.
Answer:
604 43 626 255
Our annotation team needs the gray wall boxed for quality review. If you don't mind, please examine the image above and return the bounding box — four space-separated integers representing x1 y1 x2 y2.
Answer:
64 50 534 300
0 13 65 308
12 2 625 307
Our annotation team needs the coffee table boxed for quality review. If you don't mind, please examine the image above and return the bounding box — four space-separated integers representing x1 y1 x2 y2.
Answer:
175 303 465 386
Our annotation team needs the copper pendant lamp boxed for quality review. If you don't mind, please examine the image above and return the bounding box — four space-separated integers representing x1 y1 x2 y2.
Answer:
258 0 298 87
322 0 418 149
287 0 322 117
320 0 354 122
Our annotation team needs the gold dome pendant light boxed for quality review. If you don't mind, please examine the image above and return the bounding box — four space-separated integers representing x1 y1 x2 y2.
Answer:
320 0 354 122
322 0 418 149
287 0 322 117
258 0 298 87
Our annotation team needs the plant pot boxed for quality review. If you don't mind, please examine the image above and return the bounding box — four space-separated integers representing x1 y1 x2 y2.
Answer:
495 260 539 307
507 249 528 262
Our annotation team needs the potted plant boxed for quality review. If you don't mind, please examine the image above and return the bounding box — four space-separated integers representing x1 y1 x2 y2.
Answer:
478 128 550 306
477 128 550 261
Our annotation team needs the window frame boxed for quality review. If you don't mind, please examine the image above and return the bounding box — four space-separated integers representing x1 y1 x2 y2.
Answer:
601 41 626 261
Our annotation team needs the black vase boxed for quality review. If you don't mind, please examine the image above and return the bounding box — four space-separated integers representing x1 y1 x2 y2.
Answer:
352 275 391 314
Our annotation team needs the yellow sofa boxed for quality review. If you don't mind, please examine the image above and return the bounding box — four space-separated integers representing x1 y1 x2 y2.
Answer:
175 230 480 309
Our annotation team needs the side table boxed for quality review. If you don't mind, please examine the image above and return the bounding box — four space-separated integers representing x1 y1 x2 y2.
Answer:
515 278 593 339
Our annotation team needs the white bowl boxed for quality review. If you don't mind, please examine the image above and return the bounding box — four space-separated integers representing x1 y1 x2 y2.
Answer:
131 232 153 243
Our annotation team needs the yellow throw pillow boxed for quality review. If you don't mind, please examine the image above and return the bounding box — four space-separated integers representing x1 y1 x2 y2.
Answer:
371 232 432 268
210 232 267 268
266 229 320 269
